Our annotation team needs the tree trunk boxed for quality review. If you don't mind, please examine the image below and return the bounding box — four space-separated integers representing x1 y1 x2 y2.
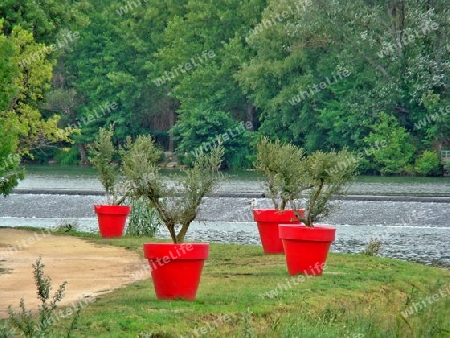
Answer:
78 144 87 165
246 103 256 130
168 110 175 152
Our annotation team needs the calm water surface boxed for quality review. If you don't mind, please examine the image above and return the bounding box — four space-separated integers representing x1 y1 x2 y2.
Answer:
14 165 450 196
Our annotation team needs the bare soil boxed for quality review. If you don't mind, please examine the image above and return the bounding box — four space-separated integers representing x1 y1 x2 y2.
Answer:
0 229 147 319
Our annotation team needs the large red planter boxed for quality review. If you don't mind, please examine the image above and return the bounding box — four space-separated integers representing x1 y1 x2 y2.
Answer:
143 243 209 301
252 209 304 254
279 224 335 276
94 205 130 238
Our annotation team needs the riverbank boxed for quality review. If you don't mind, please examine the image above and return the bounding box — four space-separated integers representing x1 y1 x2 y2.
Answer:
1 195 449 267
1 229 449 337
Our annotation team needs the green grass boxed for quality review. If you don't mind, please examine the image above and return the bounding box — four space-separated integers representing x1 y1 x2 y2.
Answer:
1 228 449 337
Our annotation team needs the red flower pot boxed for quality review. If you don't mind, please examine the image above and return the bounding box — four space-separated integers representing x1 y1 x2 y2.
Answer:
143 243 209 301
94 205 130 238
252 209 304 254
279 224 335 276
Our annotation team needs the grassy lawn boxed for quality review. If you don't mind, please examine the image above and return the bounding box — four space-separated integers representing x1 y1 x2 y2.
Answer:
1 229 449 337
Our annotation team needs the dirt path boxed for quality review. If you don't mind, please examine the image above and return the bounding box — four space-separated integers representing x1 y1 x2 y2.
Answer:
0 229 148 319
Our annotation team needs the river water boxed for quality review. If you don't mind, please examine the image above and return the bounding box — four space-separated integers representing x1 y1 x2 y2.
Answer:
0 167 449 267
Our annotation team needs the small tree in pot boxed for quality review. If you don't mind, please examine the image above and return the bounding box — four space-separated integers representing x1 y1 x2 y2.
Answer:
280 149 358 276
121 135 224 300
290 149 358 226
88 125 130 238
252 137 309 254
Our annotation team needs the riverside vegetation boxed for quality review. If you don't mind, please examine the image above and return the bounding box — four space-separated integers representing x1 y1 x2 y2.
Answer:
1 229 449 337
2 1 449 177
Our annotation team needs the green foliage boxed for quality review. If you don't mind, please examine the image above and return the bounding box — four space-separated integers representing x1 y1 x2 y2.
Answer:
0 21 23 196
0 125 23 197
2 0 450 176
171 106 252 168
88 125 126 205
361 238 382 256
255 139 357 224
53 147 80 165
0 18 77 184
364 112 415 175
294 149 358 226
119 135 164 186
414 150 442 176
61 0 183 152
0 0 90 44
237 0 450 174
122 136 224 243
254 137 307 210
5 257 82 337
153 0 265 114
125 196 162 237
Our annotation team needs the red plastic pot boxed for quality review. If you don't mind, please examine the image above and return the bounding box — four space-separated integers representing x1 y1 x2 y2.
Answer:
252 209 304 254
279 224 335 276
94 205 130 238
143 243 209 301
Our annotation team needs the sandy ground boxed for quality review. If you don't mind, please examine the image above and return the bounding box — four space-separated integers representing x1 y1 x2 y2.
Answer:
0 229 148 319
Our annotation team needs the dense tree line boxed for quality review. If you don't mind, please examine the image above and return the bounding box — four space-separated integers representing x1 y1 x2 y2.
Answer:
1 0 449 181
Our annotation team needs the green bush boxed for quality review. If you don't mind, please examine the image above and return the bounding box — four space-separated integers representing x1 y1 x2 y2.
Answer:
125 196 162 237
54 147 80 165
171 107 252 169
414 150 441 176
28 146 59 164
363 112 415 175
0 119 23 197
4 258 82 337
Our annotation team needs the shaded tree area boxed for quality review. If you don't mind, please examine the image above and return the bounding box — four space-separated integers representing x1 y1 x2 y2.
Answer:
0 0 89 195
1 0 449 175
237 0 450 175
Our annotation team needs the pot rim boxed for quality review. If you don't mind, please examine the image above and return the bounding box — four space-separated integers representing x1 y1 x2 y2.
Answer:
94 204 131 215
279 224 336 242
143 242 209 260
252 209 304 222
